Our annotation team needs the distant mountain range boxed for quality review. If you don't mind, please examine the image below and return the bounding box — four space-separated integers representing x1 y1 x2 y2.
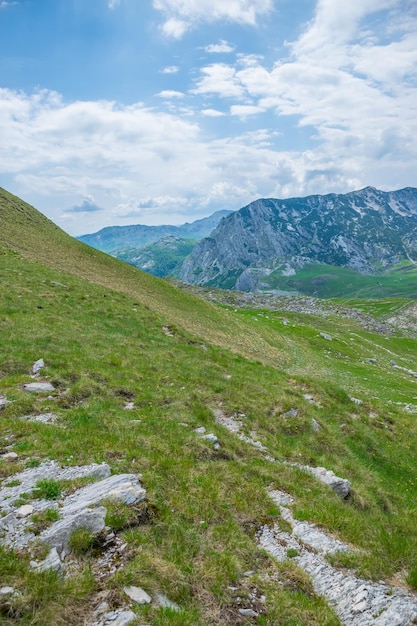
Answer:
77 210 232 254
180 187 417 296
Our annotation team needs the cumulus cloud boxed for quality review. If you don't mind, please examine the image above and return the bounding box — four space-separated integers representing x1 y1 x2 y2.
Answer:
0 1 18 7
157 90 184 98
201 108 225 117
205 40 235 54
160 65 179 74
65 197 103 213
153 0 274 37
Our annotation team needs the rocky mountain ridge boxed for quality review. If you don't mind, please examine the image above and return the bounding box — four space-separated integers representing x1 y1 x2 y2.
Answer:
180 187 417 291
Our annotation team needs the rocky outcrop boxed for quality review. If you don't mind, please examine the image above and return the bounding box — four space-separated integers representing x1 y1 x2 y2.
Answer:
180 187 417 290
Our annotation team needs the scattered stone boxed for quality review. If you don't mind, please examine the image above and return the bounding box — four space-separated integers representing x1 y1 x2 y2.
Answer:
303 393 321 406
90 608 137 626
194 426 206 434
320 332 333 341
123 586 151 605
33 546 63 572
16 504 34 518
162 325 173 337
280 408 298 418
0 396 8 410
350 397 363 405
154 593 180 611
20 413 58 424
32 358 45 374
311 418 320 432
368 358 377 364
23 382 55 393
42 507 107 549
124 402 135 410
1 452 19 461
202 433 218 444
239 608 258 617
293 464 351 499
0 587 16 597
51 281 68 288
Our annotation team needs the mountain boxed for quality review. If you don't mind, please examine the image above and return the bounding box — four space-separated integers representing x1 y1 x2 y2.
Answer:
180 187 417 295
3 186 417 625
77 209 232 253
114 235 197 277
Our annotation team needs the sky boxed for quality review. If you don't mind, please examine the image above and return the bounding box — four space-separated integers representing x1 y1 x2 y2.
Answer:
0 0 416 236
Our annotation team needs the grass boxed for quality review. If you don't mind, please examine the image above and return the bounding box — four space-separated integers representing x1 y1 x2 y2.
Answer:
1 188 417 623
259 262 417 299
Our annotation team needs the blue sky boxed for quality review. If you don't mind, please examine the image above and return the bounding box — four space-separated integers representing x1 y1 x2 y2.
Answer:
0 0 416 235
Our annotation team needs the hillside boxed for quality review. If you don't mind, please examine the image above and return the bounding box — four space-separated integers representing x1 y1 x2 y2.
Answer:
180 187 417 296
114 236 197 278
2 187 417 625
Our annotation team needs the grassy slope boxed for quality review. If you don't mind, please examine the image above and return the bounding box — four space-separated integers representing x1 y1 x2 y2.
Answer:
0 188 286 367
1 188 417 624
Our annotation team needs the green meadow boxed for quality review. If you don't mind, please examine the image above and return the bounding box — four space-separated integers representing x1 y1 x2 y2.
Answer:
1 188 417 625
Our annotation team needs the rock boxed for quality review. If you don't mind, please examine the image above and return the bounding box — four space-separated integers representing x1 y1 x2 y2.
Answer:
239 608 258 616
195 426 206 434
20 413 58 424
41 506 107 549
202 433 218 444
350 396 363 405
320 332 333 341
123 585 151 604
23 382 55 393
281 408 299 418
62 473 145 515
124 402 135 410
154 593 180 611
368 358 377 364
34 547 62 572
0 396 7 410
295 465 351 499
311 418 320 432
32 358 45 374
16 504 34 518
0 587 16 596
1 452 19 461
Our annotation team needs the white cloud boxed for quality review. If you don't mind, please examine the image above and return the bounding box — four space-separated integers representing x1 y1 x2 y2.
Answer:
153 0 274 37
205 40 235 54
192 63 246 98
160 65 180 74
157 90 185 98
108 0 120 8
0 0 18 7
201 108 225 117
230 104 264 118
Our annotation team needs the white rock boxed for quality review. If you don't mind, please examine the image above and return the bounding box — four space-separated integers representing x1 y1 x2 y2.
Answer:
320 332 333 341
0 396 7 410
123 585 151 604
23 382 55 393
1 452 19 461
155 593 180 611
202 433 218 443
34 547 62 572
195 426 206 434
239 608 258 616
32 358 45 374
16 505 34 518
0 586 15 596
41 507 107 548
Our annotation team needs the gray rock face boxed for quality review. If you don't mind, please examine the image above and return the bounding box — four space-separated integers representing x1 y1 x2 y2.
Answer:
180 187 417 290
